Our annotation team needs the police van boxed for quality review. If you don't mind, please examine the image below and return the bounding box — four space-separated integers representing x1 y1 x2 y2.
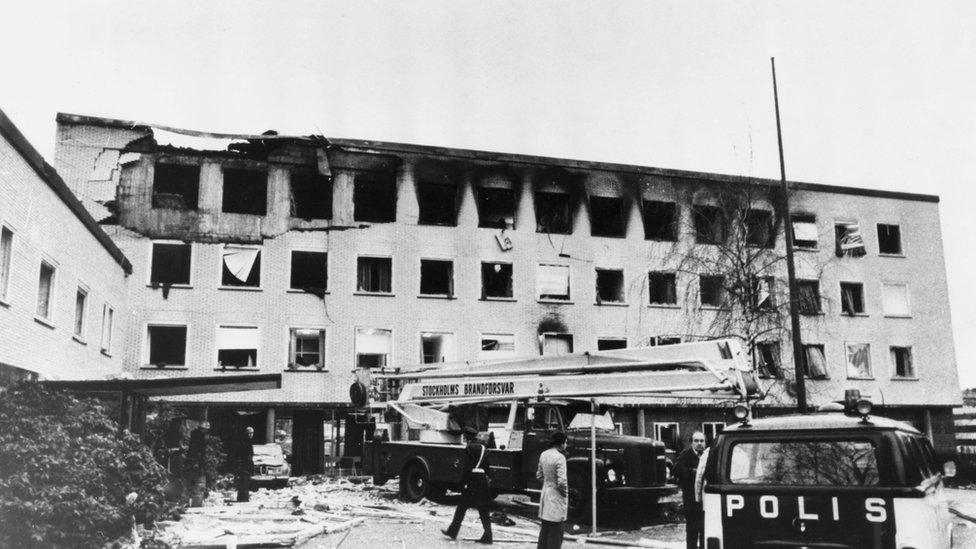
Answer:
701 398 955 548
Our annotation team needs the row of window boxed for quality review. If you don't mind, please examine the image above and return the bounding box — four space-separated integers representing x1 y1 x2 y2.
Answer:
0 224 116 353
143 324 633 370
152 161 907 254
754 341 917 380
148 242 914 314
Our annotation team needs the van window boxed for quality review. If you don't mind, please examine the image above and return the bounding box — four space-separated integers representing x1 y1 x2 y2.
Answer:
728 439 879 486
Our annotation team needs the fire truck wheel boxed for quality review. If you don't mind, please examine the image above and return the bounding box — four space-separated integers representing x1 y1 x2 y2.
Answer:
399 461 430 502
567 471 592 524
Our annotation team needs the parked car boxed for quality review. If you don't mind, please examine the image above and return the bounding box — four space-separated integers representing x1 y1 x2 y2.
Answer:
252 443 290 488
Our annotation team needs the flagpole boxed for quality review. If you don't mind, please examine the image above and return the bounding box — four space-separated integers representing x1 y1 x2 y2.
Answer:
771 57 808 412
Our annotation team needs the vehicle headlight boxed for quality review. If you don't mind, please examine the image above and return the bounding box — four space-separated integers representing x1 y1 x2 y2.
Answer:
606 468 617 483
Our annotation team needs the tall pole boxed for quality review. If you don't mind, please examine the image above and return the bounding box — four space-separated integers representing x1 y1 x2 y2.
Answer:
590 398 598 534
771 57 808 412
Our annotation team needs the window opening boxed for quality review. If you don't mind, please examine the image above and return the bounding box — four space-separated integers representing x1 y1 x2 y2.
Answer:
357 257 392 293
290 251 328 292
217 326 258 368
482 262 513 299
354 173 397 222
541 333 574 355
100 305 114 353
835 222 867 257
595 269 625 304
421 332 456 363
791 213 818 249
651 336 682 346
755 341 782 378
840 282 865 315
74 287 87 337
480 333 515 359
694 205 728 245
222 168 267 215
797 280 821 314
702 422 724 446
537 264 570 301
420 259 453 296
416 182 458 225
653 423 680 451
535 191 572 234
589 196 626 237
221 246 261 287
151 242 191 285
648 272 677 305
882 283 910 316
597 338 627 351
891 346 914 378
699 275 725 308
751 277 774 310
36 261 55 319
642 200 677 241
877 224 902 255
290 172 332 220
477 187 516 229
148 325 187 366
0 226 11 301
743 209 774 248
153 163 199 210
290 328 326 369
802 344 828 379
356 328 392 368
846 343 872 378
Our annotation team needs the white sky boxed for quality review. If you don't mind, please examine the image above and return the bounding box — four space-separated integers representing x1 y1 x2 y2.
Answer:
2 1 974 386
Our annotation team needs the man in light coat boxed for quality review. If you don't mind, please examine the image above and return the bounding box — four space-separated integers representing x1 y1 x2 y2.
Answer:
536 430 568 549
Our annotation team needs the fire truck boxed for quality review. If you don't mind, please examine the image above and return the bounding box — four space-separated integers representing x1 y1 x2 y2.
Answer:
350 339 762 521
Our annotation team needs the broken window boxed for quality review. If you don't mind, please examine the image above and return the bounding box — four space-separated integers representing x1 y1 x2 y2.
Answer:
354 172 397 223
73 287 88 338
597 338 627 351
648 272 677 305
153 162 199 210
151 242 192 285
290 172 332 220
290 328 326 369
699 275 725 308
416 182 458 226
421 332 456 363
222 167 267 215
36 260 56 320
890 346 914 378
357 257 392 294
147 325 187 367
882 283 910 316
221 246 261 287
477 187 517 228
840 282 865 315
754 341 782 378
642 200 678 241
846 343 872 378
217 325 258 368
653 423 680 451
595 268 625 304
481 262 513 299
480 333 515 359
535 191 572 234
537 264 570 301
751 276 774 310
791 213 818 249
796 280 821 315
355 328 392 368
877 224 902 255
541 333 574 355
0 226 12 301
589 196 627 238
101 304 114 353
693 205 728 245
802 344 828 379
290 251 328 292
835 222 866 257
420 259 453 297
743 209 775 248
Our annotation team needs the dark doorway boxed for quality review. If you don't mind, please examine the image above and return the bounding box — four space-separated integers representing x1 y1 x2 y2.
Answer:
292 410 325 475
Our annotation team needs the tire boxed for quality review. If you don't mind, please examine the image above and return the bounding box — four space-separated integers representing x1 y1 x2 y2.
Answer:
399 461 430 502
567 472 593 524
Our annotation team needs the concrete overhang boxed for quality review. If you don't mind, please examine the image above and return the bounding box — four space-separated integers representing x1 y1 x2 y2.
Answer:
42 373 282 397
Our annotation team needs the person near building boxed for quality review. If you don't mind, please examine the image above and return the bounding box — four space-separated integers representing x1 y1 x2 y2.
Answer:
185 421 210 506
675 431 707 549
234 426 255 503
442 426 493 544
536 430 569 549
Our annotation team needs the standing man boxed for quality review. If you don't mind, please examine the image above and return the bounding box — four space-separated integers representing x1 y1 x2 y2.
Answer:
185 421 211 506
675 431 707 549
442 426 493 544
536 431 568 549
234 426 255 503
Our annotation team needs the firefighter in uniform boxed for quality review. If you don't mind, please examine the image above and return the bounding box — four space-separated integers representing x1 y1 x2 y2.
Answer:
442 426 493 544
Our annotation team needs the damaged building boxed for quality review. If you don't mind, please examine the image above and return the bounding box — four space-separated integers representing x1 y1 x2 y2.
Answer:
52 112 961 465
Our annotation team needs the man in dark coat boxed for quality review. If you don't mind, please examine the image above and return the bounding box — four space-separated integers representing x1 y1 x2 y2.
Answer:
234 426 255 503
674 431 707 549
442 426 493 544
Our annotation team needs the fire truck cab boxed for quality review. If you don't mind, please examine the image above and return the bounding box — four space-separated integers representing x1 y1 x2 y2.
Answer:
701 400 954 549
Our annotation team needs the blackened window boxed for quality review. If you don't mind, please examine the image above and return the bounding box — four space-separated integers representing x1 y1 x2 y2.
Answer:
357 257 392 293
589 196 626 237
290 251 328 291
642 200 678 241
147 325 187 366
477 187 517 228
840 282 865 315
891 346 914 378
595 269 625 304
481 262 513 299
755 341 782 378
797 280 821 315
420 259 453 296
694 205 728 245
416 182 458 225
354 173 397 222
699 275 725 307
222 168 267 215
153 163 199 210
648 272 677 305
535 192 572 234
877 224 902 255
597 338 627 351
743 209 774 248
290 172 332 220
151 242 191 285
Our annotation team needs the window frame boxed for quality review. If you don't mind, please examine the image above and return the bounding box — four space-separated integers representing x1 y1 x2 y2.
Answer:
839 281 866 316
35 258 58 324
877 223 903 256
595 267 626 305
754 340 783 379
693 204 728 245
699 274 726 309
742 208 775 248
796 279 822 315
419 331 457 364
152 160 201 211
596 337 628 351
289 170 333 220
100 303 115 355
890 346 916 379
419 258 454 298
481 261 515 300
653 422 680 450
701 422 725 446
355 327 393 369
834 220 867 257
845 342 873 379
288 327 328 371
801 343 828 379
215 324 261 370
355 255 394 295
540 332 575 355
416 181 459 226
588 195 628 238
144 322 189 368
790 213 819 250
648 271 678 306
0 223 14 304
219 244 263 290
641 199 678 241
73 284 89 341
537 263 571 302
288 249 329 293
881 282 911 318
353 172 398 223
149 240 193 287
221 166 269 216
479 332 516 360
534 190 574 234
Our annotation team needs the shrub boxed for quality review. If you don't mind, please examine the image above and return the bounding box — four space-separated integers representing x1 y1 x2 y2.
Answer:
0 382 176 548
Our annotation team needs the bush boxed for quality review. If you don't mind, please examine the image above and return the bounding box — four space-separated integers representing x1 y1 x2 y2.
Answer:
0 382 176 548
